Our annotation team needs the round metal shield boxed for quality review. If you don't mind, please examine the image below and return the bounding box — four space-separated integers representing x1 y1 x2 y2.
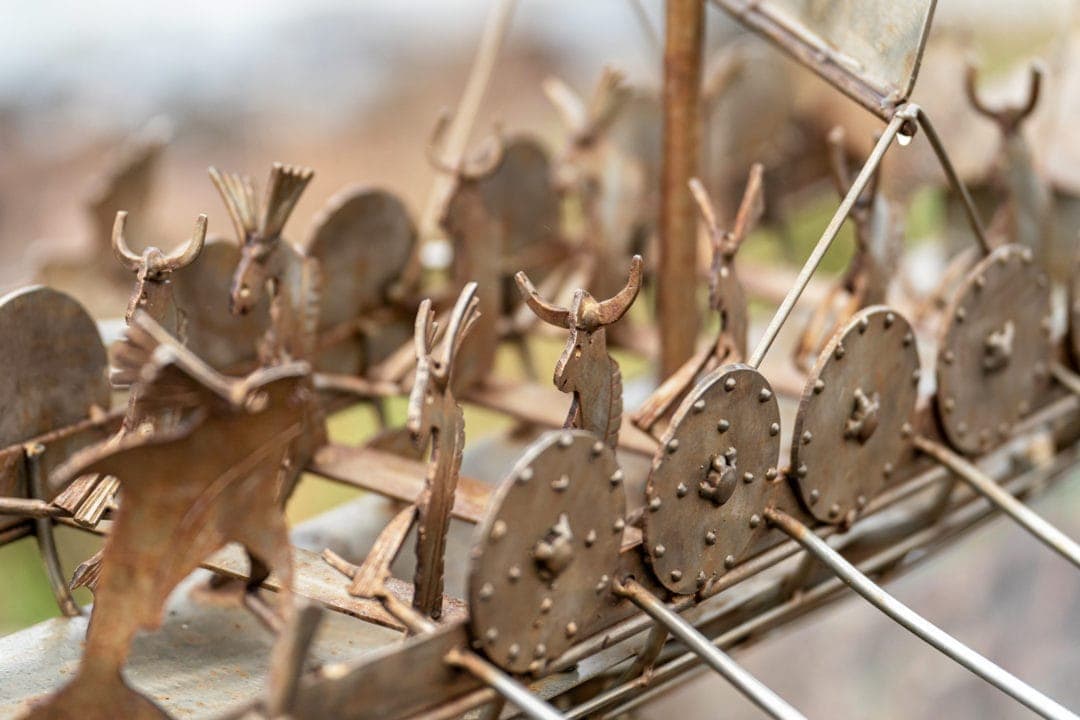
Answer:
468 430 625 675
171 236 269 372
642 364 781 595
791 306 920 524
0 286 110 448
936 244 1051 455
305 187 416 324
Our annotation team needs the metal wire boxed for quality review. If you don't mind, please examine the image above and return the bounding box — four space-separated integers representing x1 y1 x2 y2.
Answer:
766 507 1078 720
914 436 1080 570
614 578 807 720
747 105 912 369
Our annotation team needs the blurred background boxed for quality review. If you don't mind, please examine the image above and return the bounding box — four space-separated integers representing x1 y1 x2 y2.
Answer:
1 1 1079 717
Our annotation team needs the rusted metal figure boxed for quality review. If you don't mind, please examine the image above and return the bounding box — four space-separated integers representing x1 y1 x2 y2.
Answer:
211 162 320 364
436 120 562 390
633 167 762 434
793 128 901 372
25 313 321 719
515 256 643 448
964 63 1055 271
328 284 479 620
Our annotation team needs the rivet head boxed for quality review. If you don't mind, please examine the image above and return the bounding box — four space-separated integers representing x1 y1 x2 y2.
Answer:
480 582 494 600
649 496 662 511
724 555 736 569
856 495 867 509
956 422 968 436
591 440 605 456
955 307 966 323
809 489 820 504
743 472 754 483
903 332 914 347
758 387 772 402
884 312 895 328
540 597 553 613
518 467 534 484
595 575 610 593
508 644 520 659
485 628 499 643
801 430 813 445
705 530 717 545
769 422 780 436
717 419 731 433
534 644 547 658
813 379 825 394
610 469 624 486
490 520 507 541
943 397 955 413
558 432 574 448
696 571 707 589
942 350 955 365
796 464 808 478
585 529 597 547
552 474 570 491
692 399 706 413
858 316 870 333
828 503 841 518
565 622 578 638
613 518 625 532
654 544 666 558
724 377 737 391
901 422 913 438
749 514 761 529
765 467 778 480
670 569 683 582
676 482 688 498
883 462 893 478
666 439 679 453
508 565 521 581
834 343 846 359
912 369 921 384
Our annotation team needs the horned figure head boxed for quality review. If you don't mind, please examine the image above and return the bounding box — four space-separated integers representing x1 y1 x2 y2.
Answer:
690 166 763 361
407 283 481 446
426 111 507 182
209 163 314 315
965 62 1043 137
112 210 207 326
543 67 629 188
516 255 642 394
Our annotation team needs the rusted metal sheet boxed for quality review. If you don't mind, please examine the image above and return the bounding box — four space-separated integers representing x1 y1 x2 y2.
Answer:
713 0 936 118
936 245 1052 455
791 307 920 525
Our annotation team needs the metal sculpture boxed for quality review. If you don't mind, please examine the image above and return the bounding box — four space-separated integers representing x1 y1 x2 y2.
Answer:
24 312 322 719
211 162 320 364
514 255 643 448
633 166 762 434
327 284 479 620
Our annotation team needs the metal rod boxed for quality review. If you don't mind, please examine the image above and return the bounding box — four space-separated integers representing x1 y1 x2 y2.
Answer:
26 443 82 617
914 106 992 255
658 0 705 377
765 507 1077 720
612 578 807 720
445 647 568 720
914 435 1080 570
748 106 910 368
1052 362 1080 396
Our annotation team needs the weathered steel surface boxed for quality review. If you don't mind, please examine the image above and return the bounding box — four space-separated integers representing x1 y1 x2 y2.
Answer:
643 364 781 595
168 237 269 371
791 306 920 524
713 0 936 117
936 244 1052 455
468 430 626 674
0 286 110 450
304 187 416 374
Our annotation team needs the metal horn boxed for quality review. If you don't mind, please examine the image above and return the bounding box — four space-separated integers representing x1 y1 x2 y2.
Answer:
261 162 314 240
209 166 258 241
440 282 481 373
594 254 644 325
964 62 1044 134
515 270 572 328
162 214 208 271
111 211 142 272
414 298 438 361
